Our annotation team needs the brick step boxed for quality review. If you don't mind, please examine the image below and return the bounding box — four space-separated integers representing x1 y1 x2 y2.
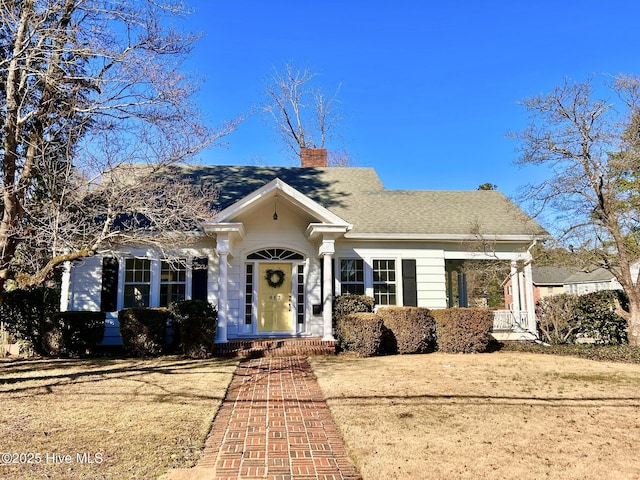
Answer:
214 338 336 358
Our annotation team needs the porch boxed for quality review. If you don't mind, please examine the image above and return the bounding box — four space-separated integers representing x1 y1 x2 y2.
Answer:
492 310 538 341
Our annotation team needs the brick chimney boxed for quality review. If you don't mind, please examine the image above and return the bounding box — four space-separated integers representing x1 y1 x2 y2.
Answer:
300 148 327 167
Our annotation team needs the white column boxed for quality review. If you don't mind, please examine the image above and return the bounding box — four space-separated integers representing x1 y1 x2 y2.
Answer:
510 261 521 313
319 235 336 341
322 252 334 341
523 261 537 337
518 269 526 308
216 252 228 343
215 233 231 344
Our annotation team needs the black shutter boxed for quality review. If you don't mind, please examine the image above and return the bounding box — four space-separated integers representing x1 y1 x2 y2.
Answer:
192 257 208 301
402 259 417 307
101 257 119 312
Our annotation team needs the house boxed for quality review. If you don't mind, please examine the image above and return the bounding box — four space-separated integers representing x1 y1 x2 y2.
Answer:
503 265 623 311
61 149 549 345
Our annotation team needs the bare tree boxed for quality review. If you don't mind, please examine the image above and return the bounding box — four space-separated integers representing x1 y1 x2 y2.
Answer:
264 63 342 160
511 74 640 345
0 0 236 289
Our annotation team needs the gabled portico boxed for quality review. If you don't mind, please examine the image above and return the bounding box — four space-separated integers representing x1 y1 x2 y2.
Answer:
201 178 351 343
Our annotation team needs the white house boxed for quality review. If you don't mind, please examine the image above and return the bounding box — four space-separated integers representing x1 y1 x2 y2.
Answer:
61 149 549 345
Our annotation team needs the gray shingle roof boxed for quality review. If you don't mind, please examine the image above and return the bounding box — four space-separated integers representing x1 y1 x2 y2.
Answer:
164 165 548 238
531 266 616 285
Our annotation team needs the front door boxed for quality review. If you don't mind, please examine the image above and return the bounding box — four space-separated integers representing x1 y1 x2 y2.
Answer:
258 263 293 333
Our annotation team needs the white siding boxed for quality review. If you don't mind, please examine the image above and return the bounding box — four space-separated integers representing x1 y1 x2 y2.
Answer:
334 242 448 309
68 256 102 311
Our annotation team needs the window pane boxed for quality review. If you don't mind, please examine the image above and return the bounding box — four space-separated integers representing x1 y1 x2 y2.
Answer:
159 260 186 307
341 259 363 282
124 285 150 308
124 259 151 308
373 259 396 306
343 284 365 295
340 258 365 295
160 283 185 307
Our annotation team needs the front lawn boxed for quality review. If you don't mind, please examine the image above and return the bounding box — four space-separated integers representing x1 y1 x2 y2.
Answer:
0 357 237 479
311 351 640 480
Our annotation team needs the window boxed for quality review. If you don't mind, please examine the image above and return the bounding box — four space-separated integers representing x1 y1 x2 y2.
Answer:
297 264 305 324
247 248 303 260
160 260 186 307
245 264 254 325
373 259 396 305
124 258 151 308
340 259 364 295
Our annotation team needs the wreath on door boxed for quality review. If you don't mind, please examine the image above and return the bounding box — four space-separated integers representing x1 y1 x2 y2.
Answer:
265 269 285 288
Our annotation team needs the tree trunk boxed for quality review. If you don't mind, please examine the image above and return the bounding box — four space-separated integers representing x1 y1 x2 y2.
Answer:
627 298 640 347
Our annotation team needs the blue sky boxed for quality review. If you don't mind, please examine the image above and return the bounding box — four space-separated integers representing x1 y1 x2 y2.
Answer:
182 1 639 198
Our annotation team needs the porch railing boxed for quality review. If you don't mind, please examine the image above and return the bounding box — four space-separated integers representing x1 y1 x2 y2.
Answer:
492 310 529 332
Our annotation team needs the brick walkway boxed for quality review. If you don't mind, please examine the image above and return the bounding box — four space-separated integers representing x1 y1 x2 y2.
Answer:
162 356 362 480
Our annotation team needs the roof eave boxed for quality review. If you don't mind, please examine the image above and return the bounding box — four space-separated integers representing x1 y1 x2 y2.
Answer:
343 232 551 242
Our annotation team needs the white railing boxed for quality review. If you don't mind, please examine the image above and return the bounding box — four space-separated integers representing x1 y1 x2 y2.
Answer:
493 310 529 332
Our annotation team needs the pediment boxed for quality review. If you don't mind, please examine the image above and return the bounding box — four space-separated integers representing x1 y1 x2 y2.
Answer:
201 178 352 233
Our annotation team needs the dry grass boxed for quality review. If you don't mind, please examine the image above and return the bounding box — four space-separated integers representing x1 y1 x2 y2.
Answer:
0 357 237 479
310 352 640 480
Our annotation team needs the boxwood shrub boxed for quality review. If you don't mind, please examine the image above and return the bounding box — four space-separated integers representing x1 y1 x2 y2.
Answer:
432 308 494 353
335 312 384 357
118 308 170 357
378 307 436 354
333 294 376 321
169 300 217 358
41 311 105 357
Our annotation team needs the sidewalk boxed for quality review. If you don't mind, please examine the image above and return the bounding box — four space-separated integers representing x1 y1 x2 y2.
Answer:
162 356 362 480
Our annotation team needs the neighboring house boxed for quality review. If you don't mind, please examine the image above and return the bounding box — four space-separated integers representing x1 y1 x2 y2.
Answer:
563 268 622 295
61 149 549 345
503 265 622 311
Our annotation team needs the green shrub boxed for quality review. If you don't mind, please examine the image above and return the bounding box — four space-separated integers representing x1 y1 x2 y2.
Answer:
432 308 494 353
118 308 170 357
0 286 60 355
335 312 384 357
575 290 628 344
333 294 375 322
536 294 581 344
378 307 436 354
169 300 217 358
41 311 105 356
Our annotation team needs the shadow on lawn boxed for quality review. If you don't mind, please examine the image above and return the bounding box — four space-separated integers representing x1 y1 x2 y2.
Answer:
322 393 640 408
0 356 238 399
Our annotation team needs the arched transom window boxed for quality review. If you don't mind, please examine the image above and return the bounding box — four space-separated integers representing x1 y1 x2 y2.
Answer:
247 248 304 260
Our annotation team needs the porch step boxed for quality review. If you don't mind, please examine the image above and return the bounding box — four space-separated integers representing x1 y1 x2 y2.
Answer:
214 337 337 358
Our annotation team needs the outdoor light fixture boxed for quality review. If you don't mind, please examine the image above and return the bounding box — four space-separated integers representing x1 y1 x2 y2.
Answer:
273 193 278 220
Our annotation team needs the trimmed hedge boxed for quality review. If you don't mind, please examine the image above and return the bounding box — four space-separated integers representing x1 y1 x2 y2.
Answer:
41 311 105 357
335 312 384 357
536 290 629 345
0 286 60 355
169 300 217 358
333 294 376 321
118 308 170 357
575 290 628 345
378 307 436 354
432 308 494 353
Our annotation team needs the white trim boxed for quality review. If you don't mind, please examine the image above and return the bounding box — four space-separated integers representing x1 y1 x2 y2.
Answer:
201 222 245 238
345 233 549 242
